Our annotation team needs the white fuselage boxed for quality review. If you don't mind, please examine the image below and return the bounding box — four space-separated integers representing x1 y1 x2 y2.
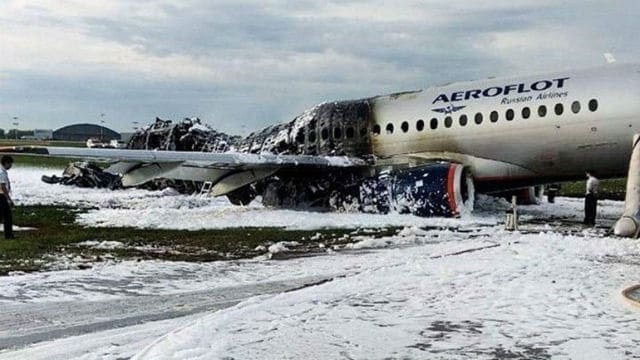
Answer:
369 63 640 190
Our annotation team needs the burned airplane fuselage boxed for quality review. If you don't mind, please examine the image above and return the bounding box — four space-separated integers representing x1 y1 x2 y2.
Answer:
32 63 640 218
230 100 379 212
122 99 470 217
237 100 374 157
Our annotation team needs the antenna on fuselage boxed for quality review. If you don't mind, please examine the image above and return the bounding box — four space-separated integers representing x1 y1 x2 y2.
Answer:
604 52 617 64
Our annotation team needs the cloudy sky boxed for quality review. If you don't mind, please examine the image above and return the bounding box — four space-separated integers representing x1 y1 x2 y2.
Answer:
0 0 638 134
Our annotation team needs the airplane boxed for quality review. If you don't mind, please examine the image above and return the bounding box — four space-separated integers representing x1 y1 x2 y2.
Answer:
3 62 639 218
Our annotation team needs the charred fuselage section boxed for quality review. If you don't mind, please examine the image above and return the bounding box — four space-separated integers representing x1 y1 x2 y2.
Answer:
127 117 241 153
228 100 376 210
235 99 373 157
123 101 377 210
45 99 475 217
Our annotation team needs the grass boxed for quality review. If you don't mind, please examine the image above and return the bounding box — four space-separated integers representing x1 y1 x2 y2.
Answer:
0 139 85 148
0 155 629 274
0 205 383 275
559 178 627 200
12 155 88 168
0 142 111 168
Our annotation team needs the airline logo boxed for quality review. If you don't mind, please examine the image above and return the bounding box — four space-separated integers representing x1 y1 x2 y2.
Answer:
431 104 466 115
431 77 570 114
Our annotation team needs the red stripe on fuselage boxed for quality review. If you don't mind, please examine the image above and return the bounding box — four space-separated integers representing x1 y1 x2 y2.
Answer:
446 164 458 216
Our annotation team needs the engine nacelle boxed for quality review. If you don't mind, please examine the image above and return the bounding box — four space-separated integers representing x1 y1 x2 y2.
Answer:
390 163 475 217
360 163 474 217
256 163 474 217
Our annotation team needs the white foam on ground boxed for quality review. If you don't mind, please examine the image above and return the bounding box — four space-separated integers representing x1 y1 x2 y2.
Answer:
2 166 638 359
11 167 498 230
133 232 640 360
13 166 174 208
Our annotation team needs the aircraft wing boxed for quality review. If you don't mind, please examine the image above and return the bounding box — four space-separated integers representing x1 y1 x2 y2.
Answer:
0 146 369 196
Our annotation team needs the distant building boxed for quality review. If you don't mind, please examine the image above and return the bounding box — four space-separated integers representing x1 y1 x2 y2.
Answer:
33 129 53 140
53 123 121 142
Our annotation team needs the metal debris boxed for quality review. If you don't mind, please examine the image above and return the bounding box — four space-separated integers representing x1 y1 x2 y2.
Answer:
126 117 241 153
42 162 122 189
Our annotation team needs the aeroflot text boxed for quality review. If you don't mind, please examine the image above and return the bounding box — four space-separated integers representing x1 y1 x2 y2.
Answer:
432 77 570 104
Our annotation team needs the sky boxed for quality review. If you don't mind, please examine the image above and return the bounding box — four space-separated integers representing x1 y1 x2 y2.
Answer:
0 0 638 134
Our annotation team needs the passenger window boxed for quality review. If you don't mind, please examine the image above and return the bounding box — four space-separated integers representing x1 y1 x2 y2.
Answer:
475 113 483 124
321 128 329 140
308 130 316 143
334 127 342 139
373 124 381 135
444 116 453 128
430 118 438 130
538 105 547 117
459 115 468 126
386 123 394 134
555 103 564 116
589 99 598 112
522 107 531 119
490 111 499 123
506 109 515 121
401 121 409 133
346 127 355 139
571 101 581 114
416 119 425 131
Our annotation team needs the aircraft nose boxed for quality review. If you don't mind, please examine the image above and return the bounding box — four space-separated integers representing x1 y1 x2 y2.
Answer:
614 216 639 237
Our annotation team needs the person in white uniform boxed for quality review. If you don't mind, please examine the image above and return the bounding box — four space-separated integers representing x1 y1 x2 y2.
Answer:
584 170 600 226
0 156 14 238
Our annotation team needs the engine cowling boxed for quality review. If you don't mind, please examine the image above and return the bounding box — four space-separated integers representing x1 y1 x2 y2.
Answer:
390 163 475 217
255 163 475 217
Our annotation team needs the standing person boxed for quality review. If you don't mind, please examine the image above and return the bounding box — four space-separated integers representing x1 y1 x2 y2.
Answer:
584 170 600 226
0 156 14 239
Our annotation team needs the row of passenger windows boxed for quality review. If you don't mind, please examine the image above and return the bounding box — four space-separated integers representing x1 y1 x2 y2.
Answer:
305 99 599 142
308 124 368 143
372 99 599 135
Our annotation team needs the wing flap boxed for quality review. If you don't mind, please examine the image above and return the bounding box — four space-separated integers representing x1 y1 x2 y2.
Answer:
210 169 278 197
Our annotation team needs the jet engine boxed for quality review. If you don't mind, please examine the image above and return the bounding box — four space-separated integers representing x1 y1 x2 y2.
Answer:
254 162 474 218
360 163 475 217
389 163 475 217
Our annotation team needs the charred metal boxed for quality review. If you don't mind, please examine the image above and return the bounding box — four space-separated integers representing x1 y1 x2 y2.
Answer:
42 99 473 217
